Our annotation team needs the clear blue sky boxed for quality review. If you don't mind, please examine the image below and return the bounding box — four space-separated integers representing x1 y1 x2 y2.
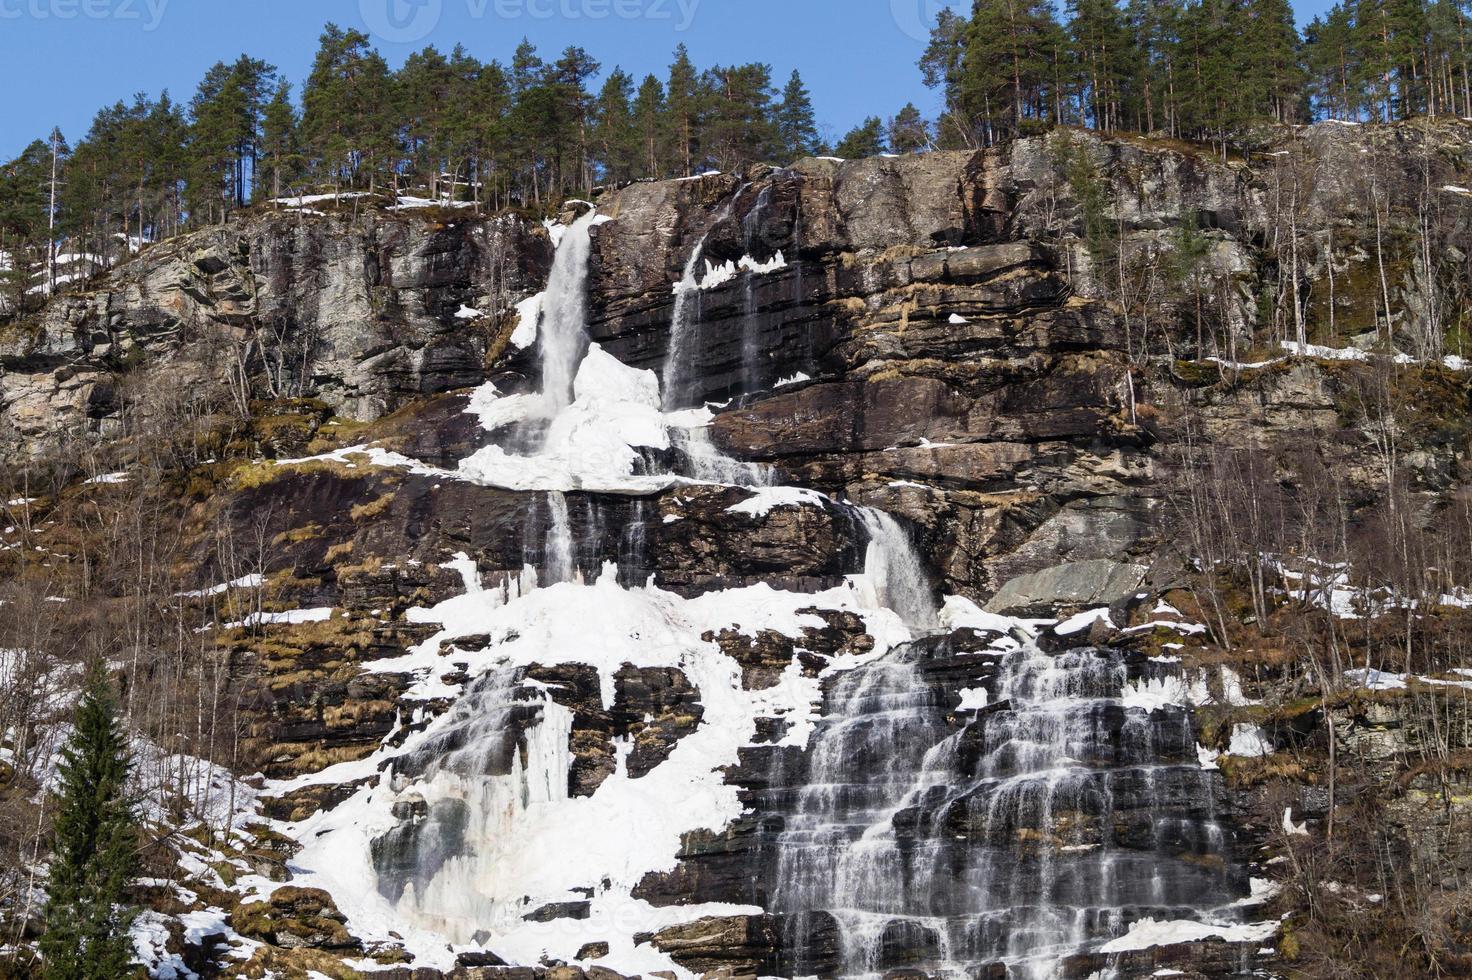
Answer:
0 0 1337 162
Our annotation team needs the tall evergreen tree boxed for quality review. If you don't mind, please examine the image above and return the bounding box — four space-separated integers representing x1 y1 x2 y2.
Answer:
592 68 638 185
962 0 1066 138
1068 0 1138 129
38 661 139 980
633 74 667 179
667 44 703 176
921 8 977 146
702 63 779 170
775 70 822 161
258 80 299 201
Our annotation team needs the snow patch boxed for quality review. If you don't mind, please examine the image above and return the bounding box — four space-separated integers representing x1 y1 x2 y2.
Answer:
1099 916 1278 953
175 575 265 598
725 486 828 517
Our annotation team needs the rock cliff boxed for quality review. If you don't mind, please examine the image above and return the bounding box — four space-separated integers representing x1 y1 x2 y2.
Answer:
3 120 1472 980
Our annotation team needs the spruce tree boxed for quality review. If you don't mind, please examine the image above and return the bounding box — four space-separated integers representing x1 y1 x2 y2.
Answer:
38 661 139 980
775 70 822 161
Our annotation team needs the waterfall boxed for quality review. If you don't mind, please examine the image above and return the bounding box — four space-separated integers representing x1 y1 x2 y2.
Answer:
661 185 746 411
539 210 598 417
372 669 575 943
772 637 1246 978
740 184 774 393
675 425 772 488
856 508 938 630
545 491 575 584
660 232 712 411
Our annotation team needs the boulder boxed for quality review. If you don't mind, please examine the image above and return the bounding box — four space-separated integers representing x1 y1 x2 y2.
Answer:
985 559 1150 615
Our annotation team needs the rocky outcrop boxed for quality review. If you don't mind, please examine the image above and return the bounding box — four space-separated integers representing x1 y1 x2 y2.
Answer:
0 208 551 457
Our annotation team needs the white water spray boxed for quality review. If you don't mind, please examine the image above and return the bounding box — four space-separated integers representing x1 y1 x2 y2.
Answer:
857 508 938 630
538 210 598 416
545 491 575 584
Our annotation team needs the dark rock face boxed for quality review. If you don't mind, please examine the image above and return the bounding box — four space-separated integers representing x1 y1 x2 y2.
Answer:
1 210 552 456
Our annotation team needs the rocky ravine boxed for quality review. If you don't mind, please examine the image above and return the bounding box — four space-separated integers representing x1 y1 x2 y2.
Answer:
2 120 1472 979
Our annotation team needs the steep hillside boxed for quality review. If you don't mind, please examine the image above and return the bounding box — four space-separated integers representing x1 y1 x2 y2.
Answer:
3 120 1472 980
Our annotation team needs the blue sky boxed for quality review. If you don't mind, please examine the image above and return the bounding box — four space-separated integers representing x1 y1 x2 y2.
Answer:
0 0 1337 162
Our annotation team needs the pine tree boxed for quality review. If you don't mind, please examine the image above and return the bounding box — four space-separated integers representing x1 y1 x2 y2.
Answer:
633 74 667 179
38 661 139 980
550 46 600 194
921 8 976 146
1068 0 1138 129
1305 5 1361 119
1245 0 1306 122
835 116 888 158
592 68 638 185
775 70 822 161
258 81 299 201
702 63 779 170
300 24 395 192
962 0 1066 137
666 44 703 176
888 103 931 152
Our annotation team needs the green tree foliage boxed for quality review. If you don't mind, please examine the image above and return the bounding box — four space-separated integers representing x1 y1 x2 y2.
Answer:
38 661 140 980
703 63 779 170
923 0 1471 143
775 70 823 161
888 103 932 152
593 68 638 185
836 116 888 158
300 24 396 193
633 74 667 179
257 81 300 201
666 44 703 176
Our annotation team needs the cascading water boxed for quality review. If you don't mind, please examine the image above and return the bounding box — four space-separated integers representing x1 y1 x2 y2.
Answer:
855 508 938 630
740 183 775 392
661 231 714 412
772 636 1248 978
545 491 575 584
661 185 744 411
373 669 575 942
538 209 598 417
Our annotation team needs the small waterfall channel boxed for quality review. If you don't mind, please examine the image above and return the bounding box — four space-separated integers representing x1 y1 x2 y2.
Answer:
772 636 1249 978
